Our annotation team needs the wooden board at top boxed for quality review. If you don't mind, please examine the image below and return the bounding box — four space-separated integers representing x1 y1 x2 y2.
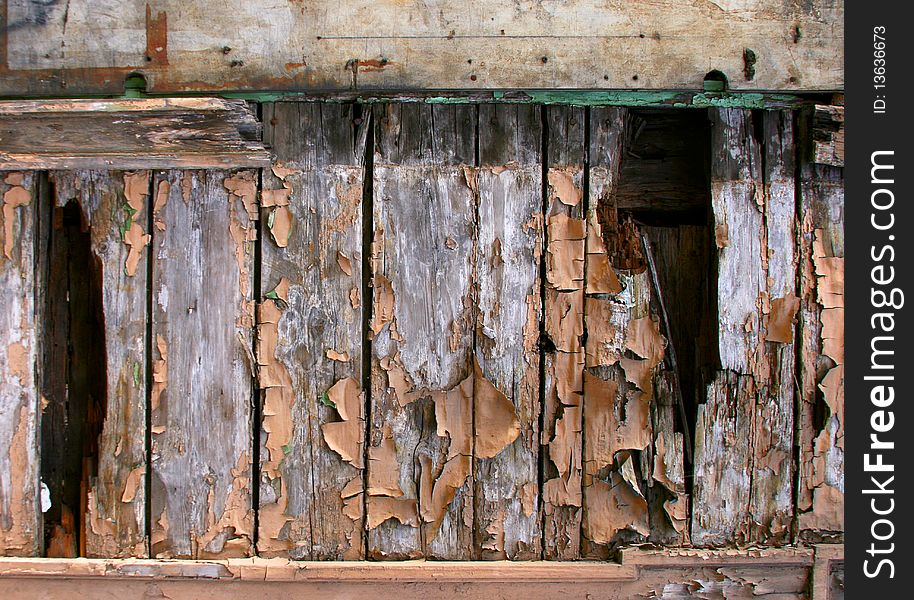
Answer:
1 1 843 96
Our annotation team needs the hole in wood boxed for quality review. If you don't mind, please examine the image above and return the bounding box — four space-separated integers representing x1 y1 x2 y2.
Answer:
40 199 108 558
703 70 728 92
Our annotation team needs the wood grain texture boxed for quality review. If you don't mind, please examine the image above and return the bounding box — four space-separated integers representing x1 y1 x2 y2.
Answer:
0 99 269 170
693 108 799 546
49 171 149 557
540 106 585 560
149 169 254 559
474 104 542 560
1 1 843 96
0 171 39 556
257 103 367 559
369 104 477 559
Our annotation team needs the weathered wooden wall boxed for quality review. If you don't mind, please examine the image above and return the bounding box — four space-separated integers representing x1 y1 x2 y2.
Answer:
0 0 843 96
0 102 844 563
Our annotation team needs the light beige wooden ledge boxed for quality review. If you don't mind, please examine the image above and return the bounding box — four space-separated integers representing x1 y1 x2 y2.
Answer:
0 546 843 600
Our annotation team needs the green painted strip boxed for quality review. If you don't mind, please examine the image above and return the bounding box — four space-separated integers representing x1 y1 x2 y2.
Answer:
1 89 812 109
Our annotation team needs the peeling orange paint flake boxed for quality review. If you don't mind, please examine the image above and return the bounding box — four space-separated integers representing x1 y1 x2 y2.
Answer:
321 377 365 469
123 221 151 277
368 425 403 497
337 251 353 276
473 359 520 458
767 293 801 344
153 180 170 231
583 462 649 544
256 298 294 479
6 343 29 383
367 496 419 530
546 214 586 291
547 167 582 207
624 316 666 369
120 467 145 503
269 206 293 248
123 172 150 213
262 185 293 208
545 288 583 353
224 172 259 220
371 274 396 335
2 184 31 259
326 349 350 362
150 335 168 412
584 297 618 367
586 219 623 295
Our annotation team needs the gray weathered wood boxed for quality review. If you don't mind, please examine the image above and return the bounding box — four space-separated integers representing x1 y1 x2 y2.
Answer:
0 99 269 171
474 104 542 560
2 1 844 96
49 171 149 557
0 171 40 556
257 102 367 559
150 169 254 558
541 106 585 560
693 108 799 546
369 104 476 559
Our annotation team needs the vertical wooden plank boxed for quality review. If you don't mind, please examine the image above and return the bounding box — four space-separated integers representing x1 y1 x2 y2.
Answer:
369 104 476 559
49 171 149 557
541 106 585 560
582 107 662 557
693 108 799 546
150 170 254 559
474 104 542 560
796 105 845 540
257 102 367 559
0 171 39 556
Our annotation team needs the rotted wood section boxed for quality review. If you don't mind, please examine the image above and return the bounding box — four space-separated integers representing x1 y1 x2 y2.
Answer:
0 102 844 564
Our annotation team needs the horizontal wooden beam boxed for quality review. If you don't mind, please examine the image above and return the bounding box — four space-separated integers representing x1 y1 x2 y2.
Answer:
0 0 843 96
0 98 271 170
0 546 842 599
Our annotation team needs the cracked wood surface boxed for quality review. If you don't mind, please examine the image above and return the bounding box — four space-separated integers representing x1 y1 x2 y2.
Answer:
692 108 799 546
0 171 39 556
149 170 254 558
257 103 368 559
1 1 843 96
49 172 149 557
